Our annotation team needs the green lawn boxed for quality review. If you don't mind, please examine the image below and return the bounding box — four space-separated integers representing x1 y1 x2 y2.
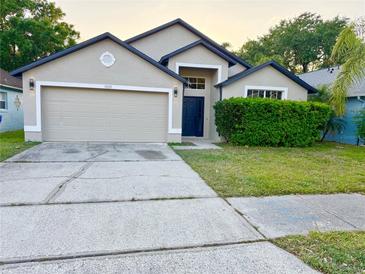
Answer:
274 231 365 274
175 142 365 197
0 130 39 161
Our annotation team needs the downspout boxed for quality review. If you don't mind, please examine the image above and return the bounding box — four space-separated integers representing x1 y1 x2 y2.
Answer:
219 86 223 101
356 96 365 146
357 96 365 104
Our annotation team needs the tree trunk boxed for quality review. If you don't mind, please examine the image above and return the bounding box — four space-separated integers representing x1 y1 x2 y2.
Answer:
321 129 329 142
302 63 309 73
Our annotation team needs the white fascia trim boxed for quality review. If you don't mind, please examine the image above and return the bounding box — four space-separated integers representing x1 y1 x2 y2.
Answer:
25 81 181 134
175 63 223 84
0 84 23 91
244 85 288 100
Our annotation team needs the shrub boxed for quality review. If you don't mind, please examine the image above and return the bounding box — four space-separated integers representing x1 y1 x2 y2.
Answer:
214 98 331 147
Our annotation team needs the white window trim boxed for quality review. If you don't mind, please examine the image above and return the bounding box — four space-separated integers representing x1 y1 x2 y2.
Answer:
244 85 288 100
0 92 7 110
175 63 223 84
183 76 206 90
24 81 181 135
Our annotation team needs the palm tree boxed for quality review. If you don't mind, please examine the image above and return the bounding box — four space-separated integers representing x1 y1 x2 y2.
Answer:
309 85 346 141
330 25 365 116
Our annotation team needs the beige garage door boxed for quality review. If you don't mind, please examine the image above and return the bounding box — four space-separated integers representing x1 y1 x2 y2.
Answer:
42 87 168 142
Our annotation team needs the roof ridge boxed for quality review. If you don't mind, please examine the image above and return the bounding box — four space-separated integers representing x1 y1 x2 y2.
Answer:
125 18 252 68
297 66 341 76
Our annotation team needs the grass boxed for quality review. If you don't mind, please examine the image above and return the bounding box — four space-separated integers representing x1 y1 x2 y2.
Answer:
168 142 196 146
274 231 365 274
0 130 39 161
175 142 365 197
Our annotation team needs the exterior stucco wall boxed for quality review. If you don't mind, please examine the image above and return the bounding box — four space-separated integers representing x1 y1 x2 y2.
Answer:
22 39 183 142
167 45 230 141
167 45 229 84
222 66 308 101
0 87 23 132
325 97 365 145
129 24 200 61
228 63 247 77
180 68 214 139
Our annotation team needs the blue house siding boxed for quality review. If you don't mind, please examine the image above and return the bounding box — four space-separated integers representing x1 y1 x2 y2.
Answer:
325 97 365 145
0 87 23 132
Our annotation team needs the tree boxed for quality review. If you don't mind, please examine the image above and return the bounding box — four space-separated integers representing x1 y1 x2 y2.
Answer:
330 25 365 115
236 13 347 73
221 42 232 50
0 0 80 71
308 85 346 141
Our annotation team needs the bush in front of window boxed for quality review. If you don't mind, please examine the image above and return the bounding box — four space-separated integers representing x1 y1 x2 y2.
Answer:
214 98 331 147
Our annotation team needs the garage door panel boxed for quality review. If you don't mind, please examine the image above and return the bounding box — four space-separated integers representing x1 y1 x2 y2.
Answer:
42 87 168 142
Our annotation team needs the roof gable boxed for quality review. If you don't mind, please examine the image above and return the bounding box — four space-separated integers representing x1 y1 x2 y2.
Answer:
126 18 252 69
10 33 186 84
216 61 317 93
1 68 22 89
159 40 236 66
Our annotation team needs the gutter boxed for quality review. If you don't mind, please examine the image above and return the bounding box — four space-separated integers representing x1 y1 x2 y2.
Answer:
357 96 365 104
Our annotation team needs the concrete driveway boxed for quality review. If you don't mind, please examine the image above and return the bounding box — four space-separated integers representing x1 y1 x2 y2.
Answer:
0 143 317 273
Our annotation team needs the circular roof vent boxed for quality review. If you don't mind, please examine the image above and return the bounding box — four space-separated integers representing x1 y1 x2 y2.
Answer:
100 51 115 67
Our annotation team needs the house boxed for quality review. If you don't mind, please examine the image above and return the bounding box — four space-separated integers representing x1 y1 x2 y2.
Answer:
10 18 316 143
0 69 23 132
299 67 365 145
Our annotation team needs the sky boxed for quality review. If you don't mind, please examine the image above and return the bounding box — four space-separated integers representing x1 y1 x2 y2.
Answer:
55 0 365 50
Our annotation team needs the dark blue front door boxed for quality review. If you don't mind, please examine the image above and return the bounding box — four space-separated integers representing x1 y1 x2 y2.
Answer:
182 96 204 137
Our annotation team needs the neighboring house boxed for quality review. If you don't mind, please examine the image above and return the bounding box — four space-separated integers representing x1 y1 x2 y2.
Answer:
299 66 365 145
10 18 316 143
0 69 23 132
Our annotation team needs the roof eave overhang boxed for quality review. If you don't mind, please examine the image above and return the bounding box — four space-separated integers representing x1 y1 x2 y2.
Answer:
10 33 187 84
215 61 318 94
159 40 237 67
126 18 252 69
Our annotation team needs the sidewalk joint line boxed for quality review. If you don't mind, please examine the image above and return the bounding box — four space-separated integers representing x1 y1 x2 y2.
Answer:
0 239 268 266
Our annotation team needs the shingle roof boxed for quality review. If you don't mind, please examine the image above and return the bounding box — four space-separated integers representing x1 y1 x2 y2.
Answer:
10 32 187 84
126 18 252 69
159 40 236 66
298 66 365 96
0 68 22 89
216 60 317 93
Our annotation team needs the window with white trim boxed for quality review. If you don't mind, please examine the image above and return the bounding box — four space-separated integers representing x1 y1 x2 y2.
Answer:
247 89 284 100
184 77 205 90
0 92 7 110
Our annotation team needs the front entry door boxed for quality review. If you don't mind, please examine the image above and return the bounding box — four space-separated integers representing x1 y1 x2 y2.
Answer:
182 96 204 137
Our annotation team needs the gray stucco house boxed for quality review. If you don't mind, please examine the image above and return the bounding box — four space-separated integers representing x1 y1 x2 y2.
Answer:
0 69 23 132
299 67 365 145
11 18 315 143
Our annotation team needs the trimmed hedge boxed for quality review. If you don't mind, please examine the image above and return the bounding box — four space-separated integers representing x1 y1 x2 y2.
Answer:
214 98 331 147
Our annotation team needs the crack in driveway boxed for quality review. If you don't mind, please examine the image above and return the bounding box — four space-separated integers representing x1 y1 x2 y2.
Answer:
44 162 94 203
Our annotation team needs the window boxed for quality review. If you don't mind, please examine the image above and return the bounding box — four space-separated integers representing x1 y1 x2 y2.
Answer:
246 88 284 100
0 92 7 110
184 77 205 90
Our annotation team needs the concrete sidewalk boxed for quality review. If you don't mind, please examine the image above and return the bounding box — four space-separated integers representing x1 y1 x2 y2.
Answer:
228 194 365 238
